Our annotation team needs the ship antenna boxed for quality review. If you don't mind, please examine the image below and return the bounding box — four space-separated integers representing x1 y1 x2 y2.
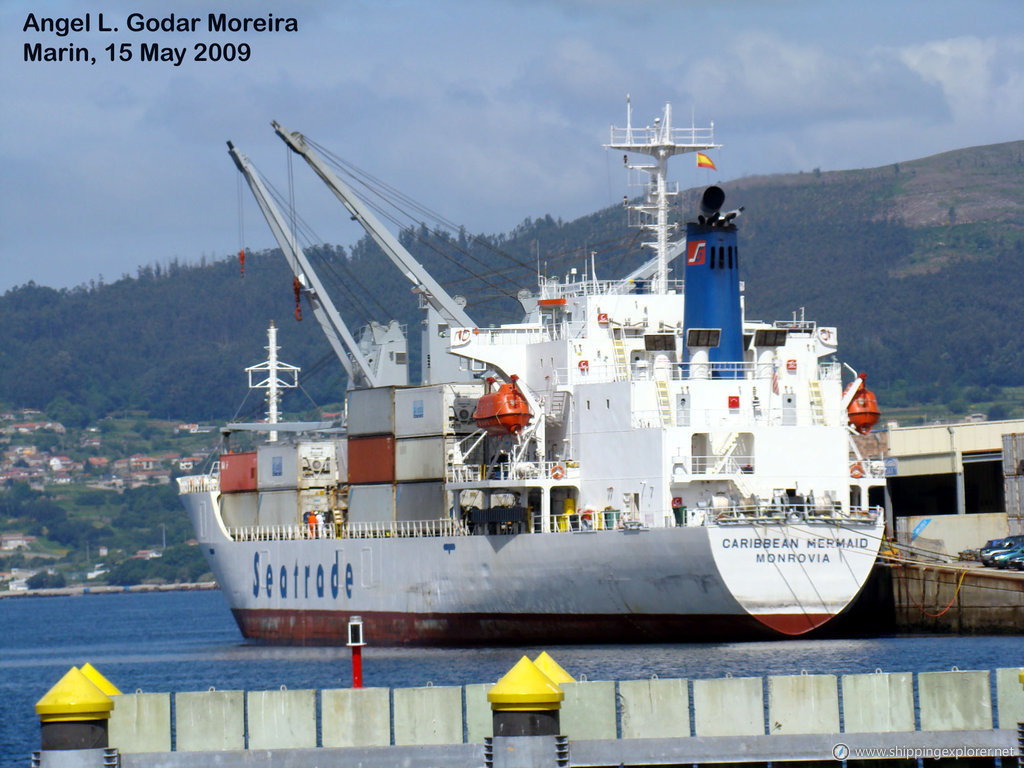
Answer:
246 321 300 442
606 100 720 294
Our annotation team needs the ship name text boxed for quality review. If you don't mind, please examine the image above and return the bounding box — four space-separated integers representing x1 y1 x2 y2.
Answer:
722 536 872 565
252 551 353 601
721 536 870 550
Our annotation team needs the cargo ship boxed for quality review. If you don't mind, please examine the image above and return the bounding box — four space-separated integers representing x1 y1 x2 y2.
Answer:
178 102 887 645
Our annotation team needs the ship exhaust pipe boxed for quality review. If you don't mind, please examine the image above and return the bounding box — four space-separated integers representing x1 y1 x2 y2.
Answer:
684 186 744 376
699 185 725 217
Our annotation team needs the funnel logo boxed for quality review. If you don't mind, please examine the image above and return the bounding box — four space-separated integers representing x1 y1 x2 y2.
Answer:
687 240 706 265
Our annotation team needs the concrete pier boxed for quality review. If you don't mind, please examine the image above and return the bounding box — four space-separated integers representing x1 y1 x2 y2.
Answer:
890 562 1024 633
32 665 1019 767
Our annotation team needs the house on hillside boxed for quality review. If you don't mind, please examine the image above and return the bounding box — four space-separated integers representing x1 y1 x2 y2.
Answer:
130 455 161 471
1 533 36 551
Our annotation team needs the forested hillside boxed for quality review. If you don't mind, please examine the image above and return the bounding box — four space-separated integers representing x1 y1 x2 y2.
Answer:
2 140 1023 424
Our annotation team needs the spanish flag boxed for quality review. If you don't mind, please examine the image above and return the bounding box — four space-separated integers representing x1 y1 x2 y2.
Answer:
696 152 716 170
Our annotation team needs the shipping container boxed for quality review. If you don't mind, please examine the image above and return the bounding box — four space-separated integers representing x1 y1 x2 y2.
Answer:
347 386 396 437
297 440 338 489
1007 475 1024 535
221 491 258 528
257 444 299 490
394 385 447 438
395 481 447 521
334 439 348 483
219 452 257 493
348 483 394 523
395 436 451 482
1006 475 1023 514
299 488 331 517
257 489 300 526
1003 433 1024 477
348 435 396 484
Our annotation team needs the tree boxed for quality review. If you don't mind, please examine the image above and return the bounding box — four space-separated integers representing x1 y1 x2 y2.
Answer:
27 570 66 590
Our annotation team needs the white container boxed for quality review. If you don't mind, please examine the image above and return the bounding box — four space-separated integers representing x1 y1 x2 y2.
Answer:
395 436 450 482
396 481 447 521
347 386 396 437
1005 476 1023 518
394 383 485 438
257 444 299 490
297 440 337 489
347 484 395 523
1003 434 1024 477
395 385 447 438
221 491 258 529
256 489 299 526
334 439 348 483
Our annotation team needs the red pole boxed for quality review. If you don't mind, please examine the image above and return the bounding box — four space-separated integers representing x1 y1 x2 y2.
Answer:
351 644 363 688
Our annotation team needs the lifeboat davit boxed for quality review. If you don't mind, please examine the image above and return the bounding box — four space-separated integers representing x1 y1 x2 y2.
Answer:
846 373 880 434
473 375 531 436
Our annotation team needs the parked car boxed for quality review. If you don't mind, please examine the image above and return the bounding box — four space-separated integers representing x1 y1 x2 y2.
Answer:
980 535 1024 567
1006 551 1024 571
990 541 1024 569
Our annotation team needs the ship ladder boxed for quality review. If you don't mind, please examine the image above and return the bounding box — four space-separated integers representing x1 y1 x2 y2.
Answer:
546 390 570 426
710 432 740 474
808 380 826 425
655 380 673 426
611 327 629 380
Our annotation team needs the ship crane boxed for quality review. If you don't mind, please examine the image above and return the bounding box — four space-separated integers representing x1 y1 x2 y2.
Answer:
271 121 550 463
228 141 403 389
272 122 474 332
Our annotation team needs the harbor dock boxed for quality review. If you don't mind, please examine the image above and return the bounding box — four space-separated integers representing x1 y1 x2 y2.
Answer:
34 661 1022 766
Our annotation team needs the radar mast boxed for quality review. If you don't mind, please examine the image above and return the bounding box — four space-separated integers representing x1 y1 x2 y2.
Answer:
605 98 719 294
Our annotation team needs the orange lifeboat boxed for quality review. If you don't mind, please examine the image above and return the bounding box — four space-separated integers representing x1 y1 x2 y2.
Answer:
473 375 531 436
847 373 880 434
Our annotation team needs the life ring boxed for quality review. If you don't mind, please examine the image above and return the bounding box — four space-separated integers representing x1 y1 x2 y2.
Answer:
550 465 565 480
578 360 589 373
850 463 864 478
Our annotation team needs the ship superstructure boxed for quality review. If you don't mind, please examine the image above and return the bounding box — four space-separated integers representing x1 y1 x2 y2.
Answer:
178 102 886 645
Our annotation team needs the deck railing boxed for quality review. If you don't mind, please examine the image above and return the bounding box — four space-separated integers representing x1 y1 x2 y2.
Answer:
176 475 219 494
228 518 471 542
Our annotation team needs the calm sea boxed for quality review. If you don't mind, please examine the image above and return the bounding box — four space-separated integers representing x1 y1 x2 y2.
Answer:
1 590 1020 765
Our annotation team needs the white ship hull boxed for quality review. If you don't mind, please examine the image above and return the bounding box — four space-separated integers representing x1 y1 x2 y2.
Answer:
182 488 883 644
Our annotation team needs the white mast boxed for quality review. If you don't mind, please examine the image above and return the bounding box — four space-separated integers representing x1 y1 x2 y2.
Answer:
246 322 300 443
605 99 719 294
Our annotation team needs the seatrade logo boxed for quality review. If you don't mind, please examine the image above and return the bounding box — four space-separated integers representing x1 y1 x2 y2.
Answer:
687 240 706 265
832 743 1013 761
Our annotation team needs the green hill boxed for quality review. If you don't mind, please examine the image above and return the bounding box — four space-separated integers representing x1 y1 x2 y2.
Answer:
2 140 1023 424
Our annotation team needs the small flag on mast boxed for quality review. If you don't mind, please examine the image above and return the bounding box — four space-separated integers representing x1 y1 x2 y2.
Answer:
696 152 716 170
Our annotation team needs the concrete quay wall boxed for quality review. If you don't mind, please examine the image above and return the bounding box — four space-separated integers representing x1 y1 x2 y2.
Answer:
95 668 1022 765
891 562 1024 633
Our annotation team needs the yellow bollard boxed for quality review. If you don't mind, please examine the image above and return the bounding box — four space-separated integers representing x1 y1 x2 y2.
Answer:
533 652 575 685
36 667 114 751
79 663 122 696
488 656 563 737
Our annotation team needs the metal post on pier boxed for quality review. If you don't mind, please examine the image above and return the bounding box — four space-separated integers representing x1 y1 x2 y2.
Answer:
347 615 365 688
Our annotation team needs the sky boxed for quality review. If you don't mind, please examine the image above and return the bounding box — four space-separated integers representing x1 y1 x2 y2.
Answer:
2 0 1022 293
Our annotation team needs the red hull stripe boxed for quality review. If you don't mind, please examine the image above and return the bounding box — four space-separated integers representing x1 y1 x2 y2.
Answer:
230 608 833 646
750 612 834 636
